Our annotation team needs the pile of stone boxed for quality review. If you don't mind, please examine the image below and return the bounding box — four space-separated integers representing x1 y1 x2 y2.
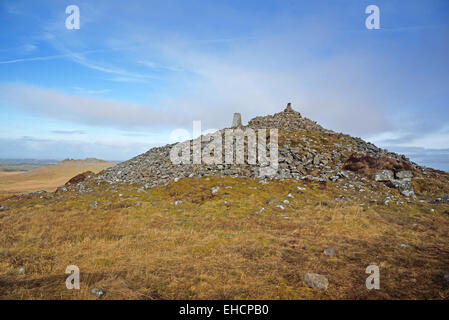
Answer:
90 104 423 197
247 103 329 133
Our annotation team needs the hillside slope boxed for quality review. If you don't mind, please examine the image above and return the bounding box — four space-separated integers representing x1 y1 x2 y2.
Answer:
0 105 448 300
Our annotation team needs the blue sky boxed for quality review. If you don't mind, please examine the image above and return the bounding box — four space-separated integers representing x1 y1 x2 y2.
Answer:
0 0 448 170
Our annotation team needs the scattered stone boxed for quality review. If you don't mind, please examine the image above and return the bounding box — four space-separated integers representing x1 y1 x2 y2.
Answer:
174 200 183 205
323 248 337 257
0 206 4 212
399 243 409 248
434 196 449 203
225 186 233 189
282 215 290 220
211 186 220 194
90 288 105 299
18 267 25 274
266 198 280 205
430 208 435 213
89 201 98 208
287 193 294 198
256 207 265 214
388 179 415 198
337 171 349 179
283 200 289 204
297 186 306 191
276 205 285 210
56 186 68 193
375 170 394 182
396 170 413 180
304 273 329 290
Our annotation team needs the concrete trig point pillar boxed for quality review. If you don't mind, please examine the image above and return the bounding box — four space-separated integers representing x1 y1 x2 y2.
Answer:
232 113 242 128
284 102 293 112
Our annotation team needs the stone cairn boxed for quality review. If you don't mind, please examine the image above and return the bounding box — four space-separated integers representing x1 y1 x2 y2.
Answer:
88 103 422 198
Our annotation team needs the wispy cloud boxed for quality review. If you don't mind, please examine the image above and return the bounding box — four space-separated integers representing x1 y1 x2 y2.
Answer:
68 53 157 82
0 54 68 65
73 87 111 95
51 130 87 135
0 84 185 130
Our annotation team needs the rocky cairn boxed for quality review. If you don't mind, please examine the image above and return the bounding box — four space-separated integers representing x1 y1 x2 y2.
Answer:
91 103 424 198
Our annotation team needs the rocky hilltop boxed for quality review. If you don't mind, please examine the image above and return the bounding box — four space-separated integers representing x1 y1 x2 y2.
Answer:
86 103 447 200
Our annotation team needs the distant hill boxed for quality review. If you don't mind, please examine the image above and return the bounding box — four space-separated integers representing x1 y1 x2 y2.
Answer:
0 159 59 172
0 158 115 194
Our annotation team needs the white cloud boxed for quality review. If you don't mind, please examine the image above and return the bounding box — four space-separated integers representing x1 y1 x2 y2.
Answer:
0 84 186 130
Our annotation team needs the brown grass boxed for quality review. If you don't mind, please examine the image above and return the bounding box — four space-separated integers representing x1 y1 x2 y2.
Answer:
0 176 448 300
343 154 414 178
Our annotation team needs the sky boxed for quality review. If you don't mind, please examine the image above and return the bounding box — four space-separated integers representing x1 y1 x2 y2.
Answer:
0 0 448 170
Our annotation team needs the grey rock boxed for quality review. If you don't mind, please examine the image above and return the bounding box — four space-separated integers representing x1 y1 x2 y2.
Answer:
434 196 449 203
304 273 329 290
174 200 183 205
323 248 337 257
18 267 25 274
89 201 98 208
396 170 413 181
211 186 220 194
389 179 415 198
90 288 105 298
375 170 394 182
0 206 4 211
266 198 280 205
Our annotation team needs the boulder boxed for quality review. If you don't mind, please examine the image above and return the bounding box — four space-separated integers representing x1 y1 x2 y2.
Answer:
396 170 413 181
434 196 449 203
375 170 394 182
388 179 415 198
90 288 105 298
323 248 337 257
304 273 329 290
